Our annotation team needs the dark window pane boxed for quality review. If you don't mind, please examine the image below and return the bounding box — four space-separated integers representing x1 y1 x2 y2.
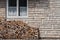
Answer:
19 0 27 16
8 0 17 7
19 0 27 7
8 0 17 16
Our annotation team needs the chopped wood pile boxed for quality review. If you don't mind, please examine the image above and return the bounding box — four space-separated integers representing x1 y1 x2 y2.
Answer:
0 20 39 39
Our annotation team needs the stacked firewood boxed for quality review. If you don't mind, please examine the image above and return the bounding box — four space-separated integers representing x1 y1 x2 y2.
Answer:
0 20 39 39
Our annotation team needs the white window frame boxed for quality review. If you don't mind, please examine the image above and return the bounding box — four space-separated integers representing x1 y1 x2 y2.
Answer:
7 0 28 18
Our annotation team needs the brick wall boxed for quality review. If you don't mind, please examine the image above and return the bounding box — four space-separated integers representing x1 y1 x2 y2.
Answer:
40 0 60 38
0 0 60 39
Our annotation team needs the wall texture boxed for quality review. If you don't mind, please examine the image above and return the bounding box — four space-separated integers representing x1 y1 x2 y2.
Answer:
0 0 6 18
0 0 60 39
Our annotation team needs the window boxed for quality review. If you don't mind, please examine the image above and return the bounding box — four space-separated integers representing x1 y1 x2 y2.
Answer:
7 0 28 18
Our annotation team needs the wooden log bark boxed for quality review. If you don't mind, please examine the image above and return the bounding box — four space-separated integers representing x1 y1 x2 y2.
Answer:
0 20 39 39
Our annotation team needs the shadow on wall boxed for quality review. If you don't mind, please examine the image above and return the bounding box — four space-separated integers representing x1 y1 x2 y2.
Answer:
28 0 50 8
0 0 50 8
0 0 6 8
0 0 6 19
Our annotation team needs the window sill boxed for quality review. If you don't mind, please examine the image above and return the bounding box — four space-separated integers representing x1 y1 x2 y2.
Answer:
7 16 28 19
